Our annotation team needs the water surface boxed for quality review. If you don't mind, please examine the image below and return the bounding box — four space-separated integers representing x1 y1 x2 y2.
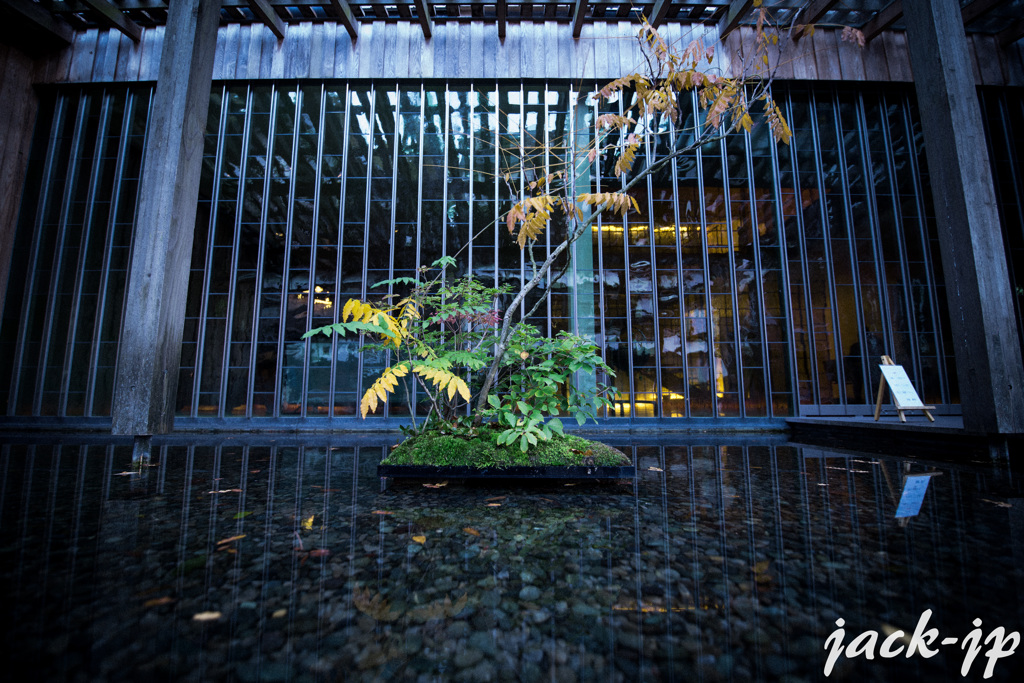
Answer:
1 435 1022 681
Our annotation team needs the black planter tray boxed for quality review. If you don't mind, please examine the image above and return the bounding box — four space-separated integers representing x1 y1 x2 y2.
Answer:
377 464 636 486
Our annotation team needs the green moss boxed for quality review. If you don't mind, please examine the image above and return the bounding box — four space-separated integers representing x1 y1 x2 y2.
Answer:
381 430 629 468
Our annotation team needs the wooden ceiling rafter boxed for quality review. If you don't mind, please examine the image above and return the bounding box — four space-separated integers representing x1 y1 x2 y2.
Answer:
717 0 753 39
79 0 142 42
412 0 433 38
791 0 839 42
247 0 286 38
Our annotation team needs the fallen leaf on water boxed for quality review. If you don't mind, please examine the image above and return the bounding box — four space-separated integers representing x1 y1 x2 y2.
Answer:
463 528 481 537
301 514 314 531
208 489 243 494
422 481 448 489
485 496 507 502
143 597 175 608
412 535 426 544
486 503 501 507
233 511 253 520
372 510 394 515
249 469 261 474
308 549 331 558
648 466 663 472
271 609 287 618
192 611 222 622
217 534 246 545
980 499 1012 508
114 472 136 476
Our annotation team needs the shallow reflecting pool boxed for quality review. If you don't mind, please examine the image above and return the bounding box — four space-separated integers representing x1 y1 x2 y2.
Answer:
1 435 1022 681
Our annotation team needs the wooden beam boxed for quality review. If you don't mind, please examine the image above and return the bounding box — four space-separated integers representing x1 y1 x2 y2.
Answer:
862 0 902 43
718 0 754 39
572 0 586 40
792 0 839 42
247 0 285 40
961 0 1007 25
997 18 1024 47
650 0 671 28
79 0 143 42
111 0 221 436
497 0 506 40
902 0 1024 434
327 0 358 41
412 0 433 39
0 0 73 45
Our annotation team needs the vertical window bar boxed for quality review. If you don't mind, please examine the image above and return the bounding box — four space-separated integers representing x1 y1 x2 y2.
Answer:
385 83 400 420
85 91 137 416
245 86 280 417
328 83 352 421
301 84 328 418
667 106 689 416
219 86 255 418
468 83 476 279
59 94 113 416
491 83 499 291
7 96 68 415
542 84 552 339
879 93 922 387
591 87 612 417
719 134 744 417
830 94 868 407
892 93 949 403
807 90 843 407
693 92 717 419
743 122 773 417
354 86 377 414
442 83 452 267
191 86 229 417
619 92 636 419
274 87 303 418
642 111 663 418
854 92 898 402
766 94 800 417
33 92 90 416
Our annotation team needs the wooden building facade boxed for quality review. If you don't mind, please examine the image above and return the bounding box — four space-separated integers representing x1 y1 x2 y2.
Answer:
1 1 1023 435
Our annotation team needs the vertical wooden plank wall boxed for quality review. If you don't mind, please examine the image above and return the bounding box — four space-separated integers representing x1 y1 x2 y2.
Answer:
25 21 1024 88
0 44 40 314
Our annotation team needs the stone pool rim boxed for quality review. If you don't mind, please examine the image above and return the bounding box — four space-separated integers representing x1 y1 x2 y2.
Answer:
377 464 637 481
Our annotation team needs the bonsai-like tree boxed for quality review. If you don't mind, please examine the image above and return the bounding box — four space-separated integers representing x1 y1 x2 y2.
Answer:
305 11 795 450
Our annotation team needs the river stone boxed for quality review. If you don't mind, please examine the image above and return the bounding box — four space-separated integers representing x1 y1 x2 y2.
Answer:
519 586 541 601
454 648 484 669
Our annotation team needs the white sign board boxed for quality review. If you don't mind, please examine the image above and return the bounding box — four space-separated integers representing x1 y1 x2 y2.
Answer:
878 365 925 408
895 473 936 518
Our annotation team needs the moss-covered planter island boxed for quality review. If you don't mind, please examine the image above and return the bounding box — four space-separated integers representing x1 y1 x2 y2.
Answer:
377 431 636 486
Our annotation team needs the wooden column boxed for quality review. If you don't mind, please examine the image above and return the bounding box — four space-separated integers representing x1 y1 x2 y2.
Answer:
0 45 39 315
903 0 1024 435
111 0 221 435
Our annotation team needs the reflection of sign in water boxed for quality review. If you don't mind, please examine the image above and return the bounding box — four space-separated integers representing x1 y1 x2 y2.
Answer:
879 365 926 408
895 473 939 518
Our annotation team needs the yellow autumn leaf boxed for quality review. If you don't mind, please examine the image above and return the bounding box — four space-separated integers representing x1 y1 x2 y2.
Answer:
302 514 314 531
412 535 426 544
192 611 222 622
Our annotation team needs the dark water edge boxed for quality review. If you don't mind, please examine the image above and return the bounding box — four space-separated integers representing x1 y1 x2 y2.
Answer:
1 434 1023 682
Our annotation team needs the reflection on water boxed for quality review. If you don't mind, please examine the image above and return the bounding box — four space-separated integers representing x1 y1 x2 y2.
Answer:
1 437 1022 681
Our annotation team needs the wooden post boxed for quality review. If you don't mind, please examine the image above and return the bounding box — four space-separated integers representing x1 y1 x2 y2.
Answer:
111 0 222 435
903 0 1024 435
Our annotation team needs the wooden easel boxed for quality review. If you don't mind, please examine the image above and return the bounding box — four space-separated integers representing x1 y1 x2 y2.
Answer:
874 355 935 422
